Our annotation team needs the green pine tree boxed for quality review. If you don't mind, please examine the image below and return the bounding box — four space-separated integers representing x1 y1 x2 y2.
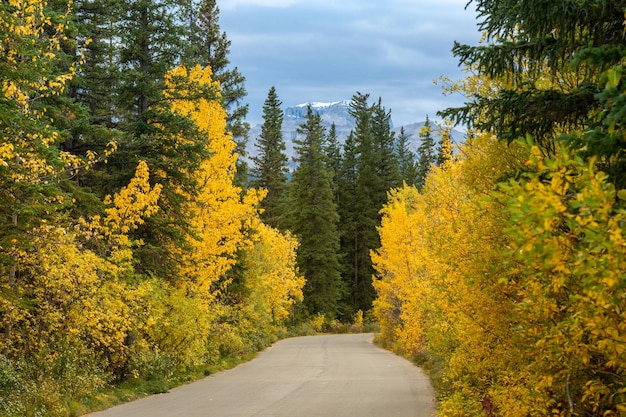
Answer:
324 123 342 206
250 86 289 230
187 0 250 186
371 98 399 189
289 106 344 318
337 130 359 318
416 115 437 190
436 123 454 166
63 0 125 205
439 0 626 186
71 0 122 128
93 0 214 279
336 93 395 313
396 126 418 185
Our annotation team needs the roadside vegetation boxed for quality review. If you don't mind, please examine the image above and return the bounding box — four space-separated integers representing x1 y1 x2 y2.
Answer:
372 1 626 415
3 0 626 416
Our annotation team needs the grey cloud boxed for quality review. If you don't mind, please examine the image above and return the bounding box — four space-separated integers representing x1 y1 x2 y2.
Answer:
219 1 479 126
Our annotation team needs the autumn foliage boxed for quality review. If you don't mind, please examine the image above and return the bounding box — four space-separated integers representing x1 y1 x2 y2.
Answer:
0 2 303 415
373 131 626 415
373 1 626 413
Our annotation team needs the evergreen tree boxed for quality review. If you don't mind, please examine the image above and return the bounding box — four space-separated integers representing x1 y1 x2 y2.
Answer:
324 123 342 205
371 98 399 189
117 0 186 129
416 116 437 190
290 106 343 317
45 0 206 282
436 124 454 166
94 0 215 279
334 93 401 314
396 127 418 185
439 0 626 186
349 93 380 312
337 131 359 317
71 0 121 128
187 0 250 186
250 87 289 230
62 0 125 202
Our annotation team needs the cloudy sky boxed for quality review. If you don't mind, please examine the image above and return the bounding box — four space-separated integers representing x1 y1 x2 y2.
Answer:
218 0 481 127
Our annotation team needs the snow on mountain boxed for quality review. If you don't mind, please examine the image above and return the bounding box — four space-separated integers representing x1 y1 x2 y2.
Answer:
293 100 352 109
246 100 465 167
284 100 353 127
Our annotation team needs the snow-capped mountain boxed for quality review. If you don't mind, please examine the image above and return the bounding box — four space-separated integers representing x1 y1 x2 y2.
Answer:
246 100 465 165
285 100 353 125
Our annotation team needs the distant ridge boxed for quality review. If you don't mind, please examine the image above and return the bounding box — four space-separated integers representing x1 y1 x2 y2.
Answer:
247 101 465 165
284 100 353 127
293 100 351 109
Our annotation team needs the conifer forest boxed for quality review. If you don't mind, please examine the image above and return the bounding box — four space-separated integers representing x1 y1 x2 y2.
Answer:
1 0 626 416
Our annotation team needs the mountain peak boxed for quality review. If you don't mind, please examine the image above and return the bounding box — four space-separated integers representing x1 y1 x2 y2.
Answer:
294 100 351 109
285 100 353 125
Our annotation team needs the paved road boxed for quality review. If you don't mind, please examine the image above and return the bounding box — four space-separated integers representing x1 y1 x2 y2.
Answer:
87 333 435 417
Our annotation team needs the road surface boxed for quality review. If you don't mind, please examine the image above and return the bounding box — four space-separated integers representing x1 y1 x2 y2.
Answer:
87 333 435 417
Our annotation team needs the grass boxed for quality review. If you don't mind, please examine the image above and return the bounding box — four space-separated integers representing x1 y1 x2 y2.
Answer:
76 351 258 416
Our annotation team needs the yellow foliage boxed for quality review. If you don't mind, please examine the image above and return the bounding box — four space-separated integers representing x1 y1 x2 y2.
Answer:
131 65 290 365
1 224 142 371
372 185 429 354
496 145 626 416
0 0 304 405
0 0 111 191
163 65 261 289
374 131 626 415
138 279 218 367
103 160 162 236
243 221 304 325
373 133 531 415
0 0 78 112
0 159 163 370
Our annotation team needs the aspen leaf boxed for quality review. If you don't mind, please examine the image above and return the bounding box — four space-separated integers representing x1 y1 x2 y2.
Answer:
606 67 622 89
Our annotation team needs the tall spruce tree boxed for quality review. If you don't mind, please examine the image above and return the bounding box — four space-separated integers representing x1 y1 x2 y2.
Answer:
371 98 399 189
337 130 359 317
324 123 342 206
117 0 186 129
71 0 121 128
84 0 215 279
289 106 343 318
416 116 437 190
439 0 626 186
337 92 398 313
186 0 250 186
250 87 289 230
396 126 418 185
340 93 375 313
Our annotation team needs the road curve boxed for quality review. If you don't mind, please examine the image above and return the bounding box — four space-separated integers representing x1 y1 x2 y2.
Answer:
87 333 435 417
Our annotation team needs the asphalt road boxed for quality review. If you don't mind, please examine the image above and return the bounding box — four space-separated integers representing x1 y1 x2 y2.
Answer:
87 333 435 417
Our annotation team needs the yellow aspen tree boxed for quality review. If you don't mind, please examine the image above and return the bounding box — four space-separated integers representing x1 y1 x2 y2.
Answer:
1 159 162 382
424 136 531 416
373 132 530 416
163 65 261 291
0 0 115 359
243 220 304 326
496 143 626 416
80 161 162 369
372 186 431 354
137 65 264 366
